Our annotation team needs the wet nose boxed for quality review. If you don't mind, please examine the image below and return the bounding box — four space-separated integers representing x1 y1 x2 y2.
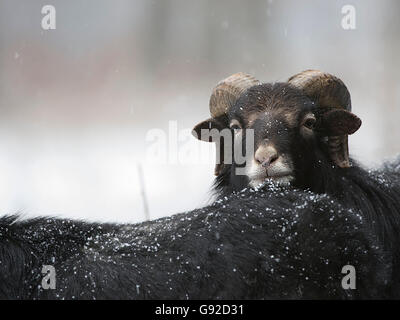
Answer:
255 145 279 168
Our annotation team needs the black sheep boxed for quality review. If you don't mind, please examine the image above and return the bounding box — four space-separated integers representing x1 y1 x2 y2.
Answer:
1 70 399 299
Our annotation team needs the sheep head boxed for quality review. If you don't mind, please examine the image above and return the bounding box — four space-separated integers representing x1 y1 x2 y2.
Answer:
192 70 362 191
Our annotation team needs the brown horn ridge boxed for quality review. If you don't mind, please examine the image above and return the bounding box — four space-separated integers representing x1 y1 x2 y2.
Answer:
288 70 358 168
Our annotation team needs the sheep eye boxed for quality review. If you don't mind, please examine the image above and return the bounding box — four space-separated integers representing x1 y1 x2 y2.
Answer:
303 117 316 130
230 124 241 130
229 120 242 131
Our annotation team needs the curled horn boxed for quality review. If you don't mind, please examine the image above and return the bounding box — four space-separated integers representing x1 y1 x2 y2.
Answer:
209 73 260 175
209 72 260 117
288 70 354 168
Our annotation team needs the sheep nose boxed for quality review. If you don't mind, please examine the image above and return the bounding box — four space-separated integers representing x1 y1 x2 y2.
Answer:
255 145 279 168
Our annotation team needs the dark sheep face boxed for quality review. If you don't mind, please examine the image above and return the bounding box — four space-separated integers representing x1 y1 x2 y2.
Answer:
226 83 325 190
193 81 361 193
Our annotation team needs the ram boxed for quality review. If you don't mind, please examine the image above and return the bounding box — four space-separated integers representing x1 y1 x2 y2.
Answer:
192 70 400 281
1 70 400 299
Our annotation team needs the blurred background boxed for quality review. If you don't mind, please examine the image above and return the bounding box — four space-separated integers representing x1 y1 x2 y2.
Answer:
0 0 399 223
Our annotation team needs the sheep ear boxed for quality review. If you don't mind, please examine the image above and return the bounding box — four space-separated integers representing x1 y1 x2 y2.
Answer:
321 109 362 136
192 116 228 176
192 116 227 142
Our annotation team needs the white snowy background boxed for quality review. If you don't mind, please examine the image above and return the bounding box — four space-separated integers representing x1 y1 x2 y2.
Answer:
0 0 399 223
